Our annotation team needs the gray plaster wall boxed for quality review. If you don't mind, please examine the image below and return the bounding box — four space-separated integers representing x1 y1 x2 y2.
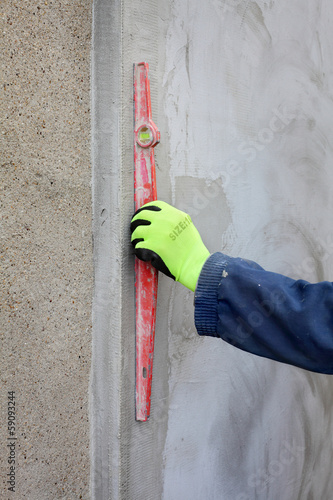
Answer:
2 0 333 499
1 1 92 498
91 0 333 499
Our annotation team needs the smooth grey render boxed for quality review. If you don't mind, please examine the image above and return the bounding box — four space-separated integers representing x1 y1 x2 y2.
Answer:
91 1 333 499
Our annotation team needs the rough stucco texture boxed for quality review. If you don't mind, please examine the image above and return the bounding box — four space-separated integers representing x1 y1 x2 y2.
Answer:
1 1 92 498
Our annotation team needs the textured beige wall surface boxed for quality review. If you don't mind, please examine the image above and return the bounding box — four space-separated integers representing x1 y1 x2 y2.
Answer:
1 1 92 498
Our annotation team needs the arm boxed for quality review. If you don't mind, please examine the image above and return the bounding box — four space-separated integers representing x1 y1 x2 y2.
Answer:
195 252 333 374
131 201 333 374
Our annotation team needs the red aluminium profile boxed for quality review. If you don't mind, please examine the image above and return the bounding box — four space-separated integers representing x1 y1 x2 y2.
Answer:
133 62 160 421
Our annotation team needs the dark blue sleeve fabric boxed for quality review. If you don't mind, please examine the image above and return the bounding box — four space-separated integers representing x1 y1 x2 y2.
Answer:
194 252 333 374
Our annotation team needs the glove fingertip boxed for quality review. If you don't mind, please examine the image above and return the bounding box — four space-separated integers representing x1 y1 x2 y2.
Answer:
134 247 152 262
132 204 162 219
131 237 144 248
135 248 176 281
130 218 150 233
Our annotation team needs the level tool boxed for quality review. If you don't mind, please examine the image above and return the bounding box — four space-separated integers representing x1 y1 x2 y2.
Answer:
133 62 160 421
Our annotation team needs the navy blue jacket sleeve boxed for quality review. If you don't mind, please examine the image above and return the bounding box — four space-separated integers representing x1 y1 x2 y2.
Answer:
194 252 333 374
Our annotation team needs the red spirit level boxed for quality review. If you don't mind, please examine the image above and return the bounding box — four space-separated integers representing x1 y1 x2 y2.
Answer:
133 62 160 421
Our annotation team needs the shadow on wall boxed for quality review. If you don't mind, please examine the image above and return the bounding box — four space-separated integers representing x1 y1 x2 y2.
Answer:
174 176 231 252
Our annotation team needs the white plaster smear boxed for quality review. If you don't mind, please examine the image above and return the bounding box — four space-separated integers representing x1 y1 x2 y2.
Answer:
161 1 333 498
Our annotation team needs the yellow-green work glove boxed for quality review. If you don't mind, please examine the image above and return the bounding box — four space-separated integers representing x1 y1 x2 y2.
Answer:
131 200 210 292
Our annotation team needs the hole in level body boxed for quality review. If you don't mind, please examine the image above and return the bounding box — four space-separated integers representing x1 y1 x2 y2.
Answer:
143 367 147 378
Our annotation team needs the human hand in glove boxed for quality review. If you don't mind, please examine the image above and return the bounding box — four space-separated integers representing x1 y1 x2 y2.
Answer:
130 200 210 292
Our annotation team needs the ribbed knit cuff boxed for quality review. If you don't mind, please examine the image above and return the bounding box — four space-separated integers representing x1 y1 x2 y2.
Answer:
194 252 230 337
